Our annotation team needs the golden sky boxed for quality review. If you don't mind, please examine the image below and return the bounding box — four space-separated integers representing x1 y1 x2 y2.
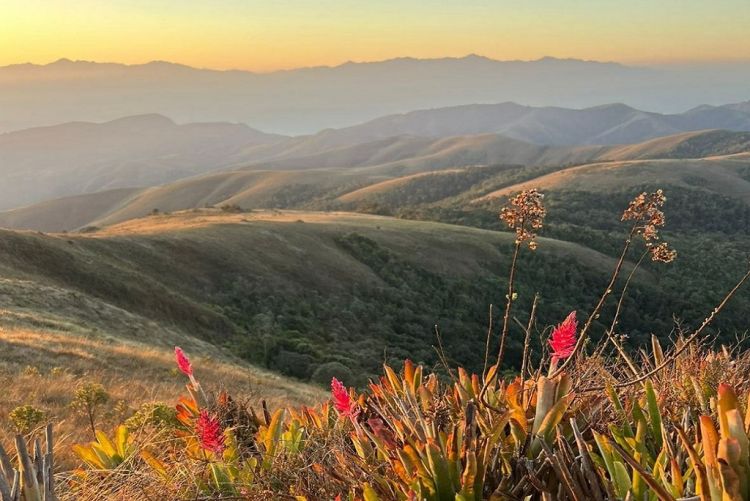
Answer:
2 0 749 71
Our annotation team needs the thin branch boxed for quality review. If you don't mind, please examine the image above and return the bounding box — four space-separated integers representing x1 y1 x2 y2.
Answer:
478 240 522 413
592 250 648 376
433 325 457 382
519 294 539 409
483 304 494 374
496 240 522 369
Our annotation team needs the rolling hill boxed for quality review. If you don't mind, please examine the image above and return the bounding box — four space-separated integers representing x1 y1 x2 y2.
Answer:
2 207 746 388
0 114 285 210
474 156 750 203
243 133 607 172
0 209 654 385
2 129 749 232
315 102 750 146
3 99 750 213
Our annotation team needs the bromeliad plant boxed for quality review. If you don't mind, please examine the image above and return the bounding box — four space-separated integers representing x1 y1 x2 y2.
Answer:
67 335 750 500
0 424 56 501
676 383 750 501
63 187 750 500
72 425 133 471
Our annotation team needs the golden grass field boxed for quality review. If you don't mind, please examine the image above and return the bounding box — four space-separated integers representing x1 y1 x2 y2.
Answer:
0 323 323 467
474 156 750 203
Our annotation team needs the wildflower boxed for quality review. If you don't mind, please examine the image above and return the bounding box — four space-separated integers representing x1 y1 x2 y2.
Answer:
331 377 357 418
549 311 577 361
195 409 225 454
499 189 546 250
174 346 193 377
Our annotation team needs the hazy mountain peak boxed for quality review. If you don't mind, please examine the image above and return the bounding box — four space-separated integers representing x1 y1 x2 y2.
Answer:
106 113 176 127
589 102 638 112
51 57 75 65
47 58 105 68
461 53 496 62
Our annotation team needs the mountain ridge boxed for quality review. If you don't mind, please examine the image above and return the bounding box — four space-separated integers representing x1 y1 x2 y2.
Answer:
322 101 750 146
2 102 750 213
2 55 748 134
0 55 629 74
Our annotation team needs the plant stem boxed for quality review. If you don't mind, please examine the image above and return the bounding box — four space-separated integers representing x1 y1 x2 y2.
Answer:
593 250 648 376
482 304 494 374
583 266 750 391
519 294 539 408
496 240 521 370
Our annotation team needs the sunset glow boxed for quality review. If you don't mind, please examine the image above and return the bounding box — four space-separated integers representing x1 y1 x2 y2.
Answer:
2 0 749 71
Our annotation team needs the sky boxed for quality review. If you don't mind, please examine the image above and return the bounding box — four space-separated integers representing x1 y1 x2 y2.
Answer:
2 0 749 72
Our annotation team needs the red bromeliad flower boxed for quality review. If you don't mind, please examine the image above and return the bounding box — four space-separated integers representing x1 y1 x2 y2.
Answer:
196 409 225 454
549 311 578 361
174 346 193 377
331 377 357 418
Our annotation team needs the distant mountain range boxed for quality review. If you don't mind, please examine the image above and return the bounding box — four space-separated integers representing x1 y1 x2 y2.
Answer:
2 99 750 210
2 56 750 134
0 114 283 209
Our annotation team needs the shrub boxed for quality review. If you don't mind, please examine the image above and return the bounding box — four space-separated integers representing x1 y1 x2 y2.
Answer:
270 349 314 380
50 366 67 377
125 402 179 431
22 365 41 377
220 204 245 213
70 382 109 436
310 361 353 386
8 405 46 433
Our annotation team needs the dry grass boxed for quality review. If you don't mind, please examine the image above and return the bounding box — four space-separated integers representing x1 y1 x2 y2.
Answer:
0 325 324 468
474 156 750 203
94 208 391 236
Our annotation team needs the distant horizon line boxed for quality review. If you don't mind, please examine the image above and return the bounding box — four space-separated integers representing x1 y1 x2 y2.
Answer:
3 54 750 74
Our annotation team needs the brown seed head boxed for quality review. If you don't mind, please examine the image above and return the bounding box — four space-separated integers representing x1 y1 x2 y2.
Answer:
649 242 677 263
500 189 546 250
622 189 676 263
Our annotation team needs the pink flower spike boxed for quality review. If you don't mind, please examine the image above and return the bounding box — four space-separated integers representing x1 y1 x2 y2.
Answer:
549 311 578 361
174 346 193 377
196 410 225 454
331 377 357 418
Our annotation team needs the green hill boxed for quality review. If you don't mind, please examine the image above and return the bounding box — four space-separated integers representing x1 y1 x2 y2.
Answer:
0 209 704 387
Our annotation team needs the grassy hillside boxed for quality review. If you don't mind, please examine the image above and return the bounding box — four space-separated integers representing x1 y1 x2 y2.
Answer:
0 209 699 389
474 156 750 203
0 325 322 467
